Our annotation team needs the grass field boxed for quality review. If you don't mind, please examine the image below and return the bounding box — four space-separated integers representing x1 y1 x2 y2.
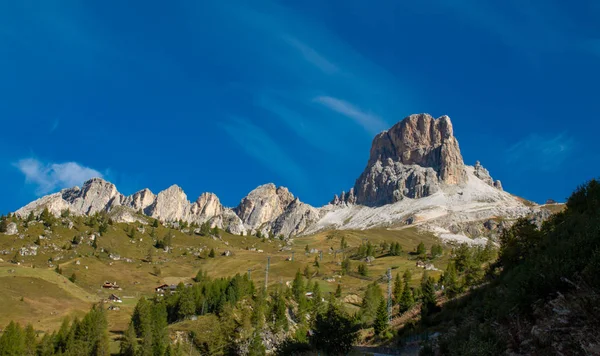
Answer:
0 218 451 343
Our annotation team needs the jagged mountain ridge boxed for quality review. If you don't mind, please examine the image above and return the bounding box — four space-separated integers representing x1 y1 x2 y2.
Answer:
15 113 543 240
15 180 320 238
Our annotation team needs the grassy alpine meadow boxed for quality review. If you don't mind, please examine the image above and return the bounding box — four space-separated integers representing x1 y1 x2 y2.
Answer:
0 215 452 350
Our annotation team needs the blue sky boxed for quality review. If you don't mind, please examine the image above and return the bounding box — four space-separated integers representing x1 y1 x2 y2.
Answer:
1 0 599 213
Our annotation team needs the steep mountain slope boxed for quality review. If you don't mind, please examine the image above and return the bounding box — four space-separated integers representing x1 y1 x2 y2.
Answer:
14 113 547 241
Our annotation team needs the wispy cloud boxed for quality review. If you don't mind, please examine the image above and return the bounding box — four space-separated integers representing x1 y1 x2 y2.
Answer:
506 133 575 171
313 96 388 135
49 119 59 133
220 117 307 185
283 36 339 74
14 158 103 195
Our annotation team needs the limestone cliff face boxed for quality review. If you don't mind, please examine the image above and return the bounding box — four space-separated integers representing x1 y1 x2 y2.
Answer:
352 114 467 206
123 188 156 213
146 185 189 222
234 184 295 233
271 198 321 237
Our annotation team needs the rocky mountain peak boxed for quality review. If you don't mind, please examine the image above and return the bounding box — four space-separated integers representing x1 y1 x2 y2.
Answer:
234 183 296 233
124 188 156 213
369 114 466 184
352 114 467 206
193 192 224 217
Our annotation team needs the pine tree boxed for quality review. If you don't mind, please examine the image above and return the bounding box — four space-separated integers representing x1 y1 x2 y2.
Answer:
40 207 54 228
357 263 368 276
416 242 426 256
269 288 288 331
119 322 137 356
303 265 311 278
247 332 266 356
139 328 153 356
152 219 159 228
360 282 383 324
194 268 207 283
208 248 215 258
151 303 169 356
393 273 403 303
335 284 342 298
312 302 358 355
178 288 196 320
0 218 7 233
0 321 25 355
211 226 219 237
373 297 388 335
399 281 414 313
23 323 36 356
431 244 443 258
292 269 305 302
341 257 350 275
442 261 460 298
421 272 437 316
402 269 412 284
340 236 348 249
314 255 320 267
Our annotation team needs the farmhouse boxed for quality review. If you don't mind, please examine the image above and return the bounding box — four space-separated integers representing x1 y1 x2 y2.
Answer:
107 294 122 303
102 281 120 289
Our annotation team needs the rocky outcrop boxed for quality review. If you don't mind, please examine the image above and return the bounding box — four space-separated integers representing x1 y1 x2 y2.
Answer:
272 198 321 237
234 184 295 233
123 188 155 213
353 114 466 206
67 178 124 215
6 222 18 235
474 161 503 191
146 185 189 222
331 188 357 206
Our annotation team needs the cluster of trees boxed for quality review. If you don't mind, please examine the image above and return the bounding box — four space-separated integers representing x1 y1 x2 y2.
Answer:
388 242 403 256
356 241 376 258
0 304 109 356
154 231 173 250
434 179 600 355
197 222 219 237
439 239 496 298
0 215 9 233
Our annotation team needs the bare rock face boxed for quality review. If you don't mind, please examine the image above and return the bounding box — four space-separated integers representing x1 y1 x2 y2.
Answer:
474 161 503 191
354 114 466 206
194 193 223 217
123 188 156 213
272 198 321 237
234 184 295 233
68 178 124 215
16 178 123 217
146 185 189 222
218 210 246 235
16 191 72 217
331 188 357 206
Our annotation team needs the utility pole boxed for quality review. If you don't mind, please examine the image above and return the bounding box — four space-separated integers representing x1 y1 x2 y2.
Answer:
319 251 323 261
247 269 252 280
265 256 270 290
387 268 392 324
